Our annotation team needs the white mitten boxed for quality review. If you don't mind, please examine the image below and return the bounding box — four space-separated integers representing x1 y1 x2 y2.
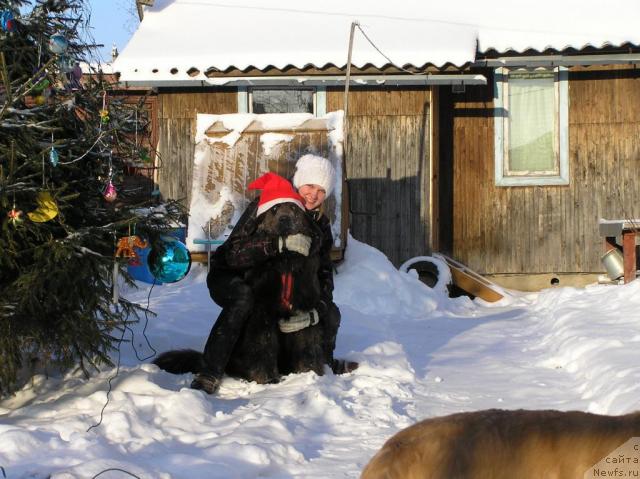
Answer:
278 309 319 333
278 233 311 256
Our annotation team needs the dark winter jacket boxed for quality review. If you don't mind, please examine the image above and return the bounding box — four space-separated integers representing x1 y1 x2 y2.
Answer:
210 198 335 306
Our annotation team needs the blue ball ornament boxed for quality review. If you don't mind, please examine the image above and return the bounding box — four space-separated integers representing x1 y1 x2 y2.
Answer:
49 34 69 54
147 236 191 283
0 10 15 32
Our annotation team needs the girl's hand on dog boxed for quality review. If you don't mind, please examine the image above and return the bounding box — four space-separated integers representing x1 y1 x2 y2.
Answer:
278 309 319 333
279 233 312 256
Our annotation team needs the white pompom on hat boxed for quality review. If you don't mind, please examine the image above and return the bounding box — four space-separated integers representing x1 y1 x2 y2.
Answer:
292 154 336 196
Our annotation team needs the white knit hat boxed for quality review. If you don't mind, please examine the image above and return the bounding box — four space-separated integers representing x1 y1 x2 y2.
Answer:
292 154 336 196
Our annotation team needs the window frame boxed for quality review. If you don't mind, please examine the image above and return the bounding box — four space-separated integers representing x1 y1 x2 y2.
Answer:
237 86 326 116
494 66 569 187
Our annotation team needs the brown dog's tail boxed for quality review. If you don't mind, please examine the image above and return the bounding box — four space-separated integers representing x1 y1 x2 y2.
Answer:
152 349 206 375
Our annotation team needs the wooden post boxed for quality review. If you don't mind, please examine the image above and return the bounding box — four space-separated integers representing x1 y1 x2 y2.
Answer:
622 230 637 283
343 21 358 165
339 21 358 256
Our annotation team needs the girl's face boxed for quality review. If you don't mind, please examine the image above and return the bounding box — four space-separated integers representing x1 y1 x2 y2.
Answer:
297 184 327 210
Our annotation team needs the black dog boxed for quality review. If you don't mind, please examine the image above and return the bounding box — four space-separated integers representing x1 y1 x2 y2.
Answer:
153 202 326 384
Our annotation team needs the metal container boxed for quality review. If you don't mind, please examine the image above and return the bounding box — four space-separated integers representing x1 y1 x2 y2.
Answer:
601 248 624 280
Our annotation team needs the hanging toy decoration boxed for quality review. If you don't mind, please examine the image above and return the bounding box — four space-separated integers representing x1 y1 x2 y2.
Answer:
99 108 110 124
48 34 69 54
115 235 148 266
102 152 117 203
99 90 109 124
33 83 52 106
72 62 82 81
140 147 151 163
67 62 82 90
5 143 22 227
31 75 50 94
7 207 23 227
147 236 192 283
57 54 75 73
27 191 59 222
0 10 15 33
49 146 59 166
49 134 59 166
103 180 117 202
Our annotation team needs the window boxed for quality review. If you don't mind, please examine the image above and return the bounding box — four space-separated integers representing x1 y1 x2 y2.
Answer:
237 87 326 116
494 67 569 186
251 88 313 114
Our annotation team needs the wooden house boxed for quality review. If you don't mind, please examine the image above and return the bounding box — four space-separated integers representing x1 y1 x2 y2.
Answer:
115 0 640 290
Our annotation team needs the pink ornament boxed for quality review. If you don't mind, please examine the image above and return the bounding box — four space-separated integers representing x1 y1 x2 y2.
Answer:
103 181 117 202
7 208 23 226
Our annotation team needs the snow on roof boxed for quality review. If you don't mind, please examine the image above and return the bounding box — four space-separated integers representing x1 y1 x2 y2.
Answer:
114 0 640 83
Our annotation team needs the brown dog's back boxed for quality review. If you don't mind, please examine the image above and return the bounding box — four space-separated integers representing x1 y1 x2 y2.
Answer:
361 409 640 479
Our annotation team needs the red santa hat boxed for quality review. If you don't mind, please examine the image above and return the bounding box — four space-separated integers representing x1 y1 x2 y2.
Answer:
248 172 305 216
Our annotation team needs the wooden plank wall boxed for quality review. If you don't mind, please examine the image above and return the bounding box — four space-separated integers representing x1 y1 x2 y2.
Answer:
197 125 335 239
328 87 431 266
156 89 237 205
155 86 432 267
446 65 640 274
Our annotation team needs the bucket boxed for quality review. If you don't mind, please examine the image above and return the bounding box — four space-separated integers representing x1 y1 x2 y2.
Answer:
127 243 161 285
601 248 624 280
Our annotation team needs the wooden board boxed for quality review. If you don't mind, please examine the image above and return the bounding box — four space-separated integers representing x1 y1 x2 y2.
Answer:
437 254 505 303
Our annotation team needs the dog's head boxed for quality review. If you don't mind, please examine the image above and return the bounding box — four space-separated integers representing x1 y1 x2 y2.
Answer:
255 202 314 239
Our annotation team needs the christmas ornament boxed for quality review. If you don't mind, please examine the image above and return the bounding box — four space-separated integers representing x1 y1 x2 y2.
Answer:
7 207 23 227
147 236 191 283
140 148 151 163
27 191 58 222
103 180 117 202
48 34 69 54
49 146 59 166
57 55 75 73
99 109 110 124
31 77 50 93
0 10 15 32
115 235 148 265
102 155 117 202
99 90 110 124
71 63 82 81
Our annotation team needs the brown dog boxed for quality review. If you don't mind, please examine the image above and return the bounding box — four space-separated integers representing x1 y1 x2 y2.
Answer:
361 408 640 479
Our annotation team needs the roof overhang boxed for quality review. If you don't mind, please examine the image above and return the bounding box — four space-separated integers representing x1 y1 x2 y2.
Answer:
475 53 640 68
117 74 487 89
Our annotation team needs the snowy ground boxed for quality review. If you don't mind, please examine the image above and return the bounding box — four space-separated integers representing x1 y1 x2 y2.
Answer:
2 237 640 478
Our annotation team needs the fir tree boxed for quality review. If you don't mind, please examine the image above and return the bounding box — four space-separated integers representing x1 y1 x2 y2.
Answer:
0 0 183 394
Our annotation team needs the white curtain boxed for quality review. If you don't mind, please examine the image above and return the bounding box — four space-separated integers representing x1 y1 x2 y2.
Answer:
507 72 556 173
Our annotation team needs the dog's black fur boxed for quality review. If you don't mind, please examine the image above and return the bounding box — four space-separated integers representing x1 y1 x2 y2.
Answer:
153 202 325 384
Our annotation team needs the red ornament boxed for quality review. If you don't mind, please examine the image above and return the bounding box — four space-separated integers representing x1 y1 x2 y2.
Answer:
103 181 117 202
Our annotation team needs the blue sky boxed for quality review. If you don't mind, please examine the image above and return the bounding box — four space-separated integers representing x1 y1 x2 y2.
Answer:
19 1 137 62
85 0 138 62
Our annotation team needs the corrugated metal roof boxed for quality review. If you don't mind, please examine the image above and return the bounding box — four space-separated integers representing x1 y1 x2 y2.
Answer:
113 0 640 83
